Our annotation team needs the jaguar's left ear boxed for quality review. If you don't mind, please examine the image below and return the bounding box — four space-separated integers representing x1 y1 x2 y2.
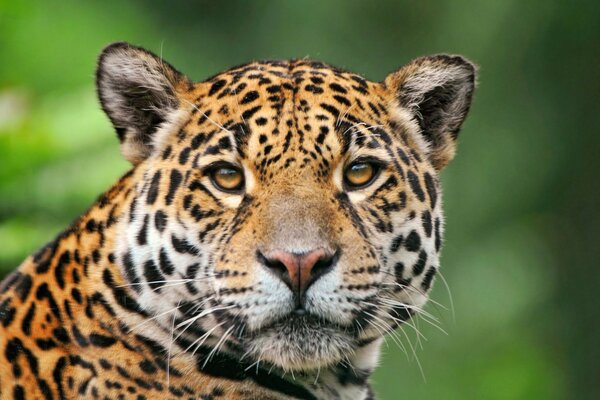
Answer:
96 42 192 164
385 55 476 170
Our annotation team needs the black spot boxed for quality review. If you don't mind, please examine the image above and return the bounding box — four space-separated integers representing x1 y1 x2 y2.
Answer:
99 359 112 370
54 251 71 290
143 260 164 292
394 262 405 283
154 210 167 232
162 145 172 160
0 298 16 327
218 136 232 151
390 305 413 323
407 171 425 202
305 84 324 94
147 171 161 205
421 266 437 291
191 133 207 149
171 235 199 255
139 359 158 374
329 83 347 93
35 282 62 322
72 267 81 283
316 126 329 144
242 105 262 120
179 147 191 165
158 248 175 275
412 250 428 276
85 219 97 232
13 385 25 400
208 79 227 96
398 191 407 209
390 235 403 253
72 324 89 347
266 84 281 93
89 333 117 348
71 288 82 304
21 303 35 335
166 169 183 206
91 249 101 264
405 230 421 252
137 215 148 246
14 274 32 301
320 103 340 119
424 172 438 209
422 210 432 237
368 102 381 117
434 218 442 252
52 327 70 344
35 338 57 350
129 197 138 222
333 95 351 106
121 253 141 296
240 90 259 104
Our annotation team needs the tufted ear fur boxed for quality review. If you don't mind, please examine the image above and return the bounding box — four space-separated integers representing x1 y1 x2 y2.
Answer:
385 55 476 170
96 42 192 164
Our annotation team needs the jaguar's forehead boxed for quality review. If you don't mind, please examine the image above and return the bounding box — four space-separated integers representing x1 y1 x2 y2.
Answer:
184 60 393 174
195 60 388 122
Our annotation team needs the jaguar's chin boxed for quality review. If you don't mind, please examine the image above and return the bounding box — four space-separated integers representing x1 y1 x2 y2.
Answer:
244 314 355 371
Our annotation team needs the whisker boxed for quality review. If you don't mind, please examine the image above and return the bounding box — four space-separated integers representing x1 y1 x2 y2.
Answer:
436 270 456 323
129 304 182 333
117 275 215 289
166 299 180 389
336 104 355 128
202 326 234 369
175 304 236 330
182 99 233 134
187 322 224 355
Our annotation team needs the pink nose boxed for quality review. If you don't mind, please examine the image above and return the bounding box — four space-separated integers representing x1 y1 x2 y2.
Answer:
258 248 337 296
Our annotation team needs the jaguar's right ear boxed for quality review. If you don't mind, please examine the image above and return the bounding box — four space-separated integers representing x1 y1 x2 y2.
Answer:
96 42 192 164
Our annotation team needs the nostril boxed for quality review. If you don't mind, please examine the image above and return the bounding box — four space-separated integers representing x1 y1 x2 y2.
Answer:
256 250 293 288
268 260 288 275
309 251 339 282
312 256 333 277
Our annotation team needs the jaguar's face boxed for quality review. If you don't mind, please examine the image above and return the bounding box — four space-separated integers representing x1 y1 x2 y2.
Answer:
97 43 475 371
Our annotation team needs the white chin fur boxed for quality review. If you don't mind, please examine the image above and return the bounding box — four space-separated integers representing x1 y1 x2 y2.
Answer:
245 325 355 371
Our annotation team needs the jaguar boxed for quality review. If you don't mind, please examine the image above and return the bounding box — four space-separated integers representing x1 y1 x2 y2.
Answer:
0 42 476 399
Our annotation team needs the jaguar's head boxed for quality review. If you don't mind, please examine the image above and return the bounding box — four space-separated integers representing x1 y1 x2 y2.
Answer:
97 42 475 371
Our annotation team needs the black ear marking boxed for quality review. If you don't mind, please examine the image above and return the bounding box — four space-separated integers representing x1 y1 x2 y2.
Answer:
386 54 476 170
96 42 192 164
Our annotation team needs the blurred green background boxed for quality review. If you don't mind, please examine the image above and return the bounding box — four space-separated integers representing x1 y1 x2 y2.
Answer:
1 1 598 399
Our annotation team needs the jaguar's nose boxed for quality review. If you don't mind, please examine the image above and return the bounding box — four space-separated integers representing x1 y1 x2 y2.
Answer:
258 248 338 303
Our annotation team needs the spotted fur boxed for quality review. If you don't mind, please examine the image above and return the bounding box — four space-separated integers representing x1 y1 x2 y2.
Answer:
0 42 476 399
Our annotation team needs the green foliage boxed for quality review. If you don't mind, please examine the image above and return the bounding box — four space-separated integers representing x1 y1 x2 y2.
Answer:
0 1 597 398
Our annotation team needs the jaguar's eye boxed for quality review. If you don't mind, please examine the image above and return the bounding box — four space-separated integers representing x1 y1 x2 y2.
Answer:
344 161 380 189
209 164 244 193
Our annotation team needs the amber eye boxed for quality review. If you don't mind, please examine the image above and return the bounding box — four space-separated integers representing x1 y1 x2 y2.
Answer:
344 161 380 189
209 164 244 193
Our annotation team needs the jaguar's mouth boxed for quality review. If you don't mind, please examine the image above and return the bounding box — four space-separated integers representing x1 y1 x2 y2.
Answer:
252 307 354 335
240 312 356 371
